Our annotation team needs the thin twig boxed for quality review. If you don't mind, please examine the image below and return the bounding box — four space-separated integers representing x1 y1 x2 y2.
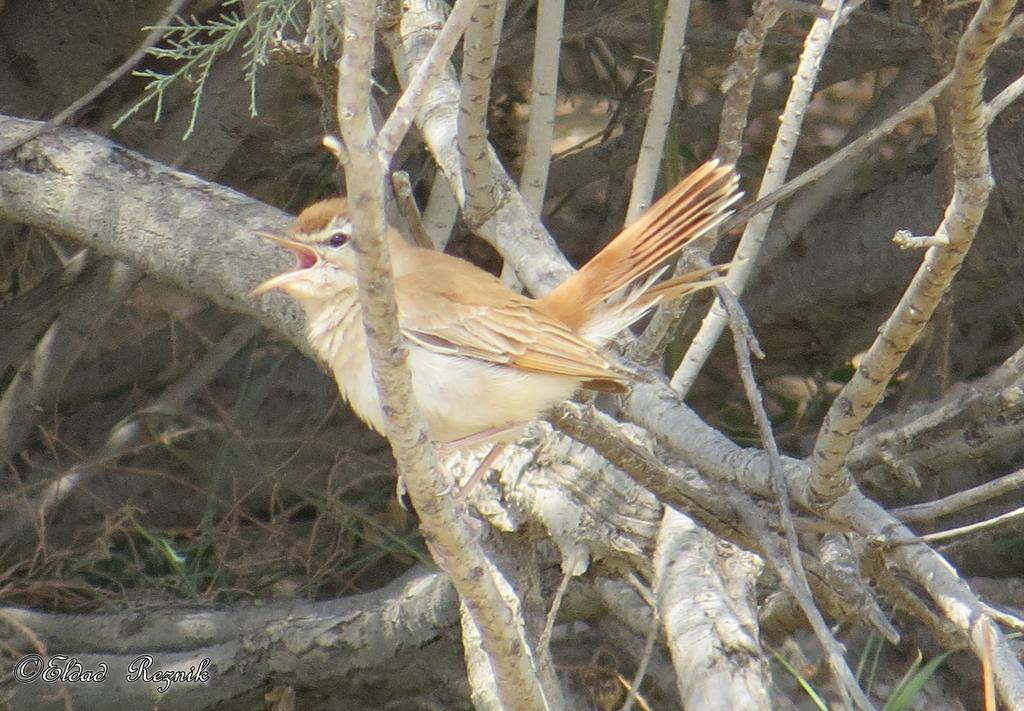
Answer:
618 585 660 711
718 285 873 709
919 503 1024 543
985 69 1024 124
736 497 872 708
538 552 578 654
895 468 1024 523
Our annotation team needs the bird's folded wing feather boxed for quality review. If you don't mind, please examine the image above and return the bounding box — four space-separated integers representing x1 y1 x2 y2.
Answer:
395 267 628 391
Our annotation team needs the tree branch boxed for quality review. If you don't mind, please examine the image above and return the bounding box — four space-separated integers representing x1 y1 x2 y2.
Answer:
671 0 861 396
0 569 465 710
0 116 303 349
518 0 564 214
383 0 573 294
338 3 556 708
376 0 484 165
809 0 1017 498
624 0 693 221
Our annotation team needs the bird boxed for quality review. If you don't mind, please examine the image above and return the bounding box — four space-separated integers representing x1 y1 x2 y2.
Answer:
253 160 740 473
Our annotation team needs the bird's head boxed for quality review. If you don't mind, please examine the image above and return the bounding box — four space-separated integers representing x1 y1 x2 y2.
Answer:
251 198 358 302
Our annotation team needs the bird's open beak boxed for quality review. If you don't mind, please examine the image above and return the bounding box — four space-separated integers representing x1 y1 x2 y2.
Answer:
251 231 320 296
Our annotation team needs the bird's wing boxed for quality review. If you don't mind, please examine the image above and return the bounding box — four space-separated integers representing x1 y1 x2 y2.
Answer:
395 264 629 393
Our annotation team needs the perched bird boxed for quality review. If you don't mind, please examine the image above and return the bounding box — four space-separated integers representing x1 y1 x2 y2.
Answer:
253 160 740 455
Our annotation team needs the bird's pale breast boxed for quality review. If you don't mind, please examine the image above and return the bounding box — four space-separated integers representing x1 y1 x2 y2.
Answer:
306 294 579 442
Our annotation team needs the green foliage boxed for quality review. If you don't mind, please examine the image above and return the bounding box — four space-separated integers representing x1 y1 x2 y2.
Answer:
773 652 830 710
113 0 314 139
775 640 957 711
882 649 956 711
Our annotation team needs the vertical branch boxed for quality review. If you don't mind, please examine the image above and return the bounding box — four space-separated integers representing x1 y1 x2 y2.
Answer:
337 2 554 709
715 0 783 165
458 0 503 219
385 0 573 293
421 171 460 249
338 0 421 466
377 0 484 165
809 0 1017 500
632 0 780 361
670 0 859 397
518 0 564 213
505 0 564 287
625 0 693 221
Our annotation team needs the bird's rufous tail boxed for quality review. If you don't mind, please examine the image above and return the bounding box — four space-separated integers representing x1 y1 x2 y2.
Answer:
538 160 741 330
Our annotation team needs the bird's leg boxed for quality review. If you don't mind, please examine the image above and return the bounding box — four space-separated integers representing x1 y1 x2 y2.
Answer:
434 423 524 457
456 442 507 499
431 423 523 498
414 442 497 500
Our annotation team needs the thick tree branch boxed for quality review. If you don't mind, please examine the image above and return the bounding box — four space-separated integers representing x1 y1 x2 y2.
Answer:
0 570 464 710
0 116 303 349
654 510 771 710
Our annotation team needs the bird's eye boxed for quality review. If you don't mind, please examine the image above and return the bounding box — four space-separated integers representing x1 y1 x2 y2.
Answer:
326 231 348 248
